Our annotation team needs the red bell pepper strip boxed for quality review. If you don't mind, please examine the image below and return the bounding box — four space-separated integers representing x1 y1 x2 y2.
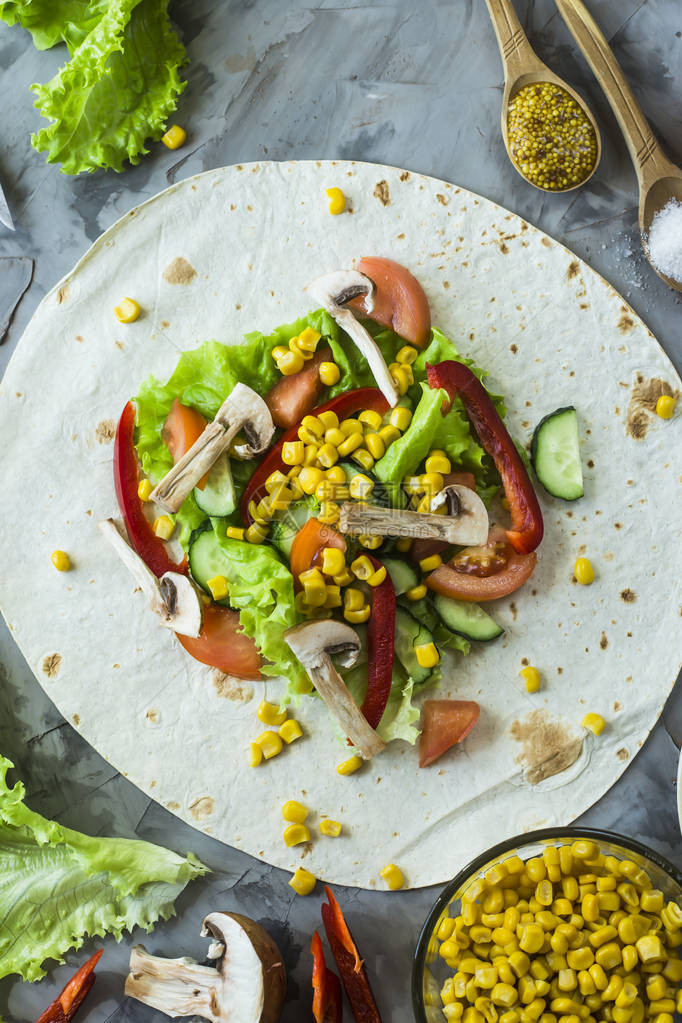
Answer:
361 555 395 730
241 387 389 524
321 886 382 1023
114 401 187 578
426 362 544 555
311 931 343 1023
36 949 103 1023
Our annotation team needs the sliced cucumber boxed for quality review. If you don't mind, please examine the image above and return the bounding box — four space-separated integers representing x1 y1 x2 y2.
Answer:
383 557 419 596
531 406 584 501
270 499 316 560
394 606 436 686
433 593 503 642
398 595 440 633
193 452 236 517
188 527 231 601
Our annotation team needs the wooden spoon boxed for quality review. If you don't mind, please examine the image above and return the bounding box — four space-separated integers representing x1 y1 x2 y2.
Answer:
555 0 682 293
485 0 602 192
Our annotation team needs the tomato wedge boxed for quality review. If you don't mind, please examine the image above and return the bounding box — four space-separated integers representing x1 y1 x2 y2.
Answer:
265 346 332 429
290 518 346 589
350 256 431 348
162 397 209 489
177 604 261 679
426 525 537 601
419 700 480 767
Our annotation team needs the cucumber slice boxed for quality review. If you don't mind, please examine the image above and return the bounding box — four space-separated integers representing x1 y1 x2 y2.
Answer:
193 452 236 517
383 557 419 596
398 596 440 633
433 593 503 642
270 499 316 560
531 406 584 501
394 607 435 685
188 527 231 600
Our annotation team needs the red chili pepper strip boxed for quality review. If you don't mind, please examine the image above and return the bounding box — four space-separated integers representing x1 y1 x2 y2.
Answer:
241 387 389 524
426 362 544 555
311 931 343 1023
361 555 395 730
321 886 383 1023
114 402 186 578
36 949 103 1023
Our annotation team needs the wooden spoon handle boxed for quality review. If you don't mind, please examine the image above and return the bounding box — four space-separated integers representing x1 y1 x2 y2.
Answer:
555 0 671 185
484 0 537 81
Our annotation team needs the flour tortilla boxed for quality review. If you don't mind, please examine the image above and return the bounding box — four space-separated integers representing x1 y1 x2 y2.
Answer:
1 161 680 889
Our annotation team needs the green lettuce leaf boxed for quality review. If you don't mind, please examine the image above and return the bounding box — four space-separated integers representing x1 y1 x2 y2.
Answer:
0 755 207 982
31 0 187 174
0 0 107 51
373 382 448 484
341 661 421 746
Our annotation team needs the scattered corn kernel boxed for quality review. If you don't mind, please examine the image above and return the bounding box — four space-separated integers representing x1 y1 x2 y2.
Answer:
162 124 186 149
320 547 344 576
318 361 340 386
297 327 321 352
358 409 383 431
406 583 427 601
153 515 175 540
574 557 595 585
337 755 363 775
349 472 374 500
521 666 541 693
257 700 286 726
245 522 268 543
207 575 229 601
396 345 418 365
420 553 443 573
317 442 339 468
318 410 339 431
381 863 405 890
248 742 262 767
655 395 676 419
391 406 415 433
282 440 305 465
137 478 153 502
283 823 311 847
324 584 342 608
345 605 371 624
289 866 316 896
225 525 245 541
390 364 412 395
255 730 283 759
332 569 354 587
320 819 342 837
365 433 386 460
358 532 382 548
396 537 413 552
326 186 346 215
368 565 387 587
50 549 71 572
279 719 303 744
582 713 606 736
114 297 141 323
277 348 305 375
338 432 365 457
426 452 452 475
282 800 308 824
351 555 374 581
318 501 341 524
415 642 439 668
300 567 327 607
379 424 401 446
340 418 364 437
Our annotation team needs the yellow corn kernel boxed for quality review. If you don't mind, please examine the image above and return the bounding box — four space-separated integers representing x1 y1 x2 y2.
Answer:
289 866 316 895
352 448 375 471
345 605 371 624
282 800 308 824
162 124 186 149
326 186 346 215
424 452 452 475
298 425 320 445
595 942 622 970
574 557 595 585
379 424 401 446
476 966 499 990
640 890 662 916
283 823 311 847
520 924 545 955
421 471 445 496
279 719 303 744
298 326 322 352
492 984 520 1008
415 642 440 669
272 345 290 363
282 440 305 465
257 700 286 726
255 495 274 522
289 337 313 362
249 742 263 767
509 951 531 978
320 819 342 837
320 547 345 577
137 478 154 502
358 532 382 548
416 495 433 514
349 473 374 500
536 880 554 907
444 1006 465 1021
351 555 374 580
324 585 342 609
325 427 345 448
590 925 618 949
339 418 362 438
655 395 676 419
317 442 339 468
114 297 141 323
520 666 541 693
582 713 606 736
368 565 387 587
332 568 354 588
318 501 340 524
396 536 413 552
390 364 412 395
298 414 322 438
153 515 175 540
406 583 427 601
396 344 418 365
51 549 71 572
364 433 385 460
270 484 294 512
316 410 337 431
358 409 382 431
380 863 405 890
419 553 443 573
303 443 321 466
299 567 327 607
245 522 269 544
326 465 348 484
207 575 229 601
277 348 305 375
296 466 322 495
337 755 363 775
635 934 664 964
337 432 364 458
255 730 283 759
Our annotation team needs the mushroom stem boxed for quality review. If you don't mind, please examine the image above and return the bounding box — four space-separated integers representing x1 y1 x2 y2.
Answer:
339 485 489 546
126 947 221 1021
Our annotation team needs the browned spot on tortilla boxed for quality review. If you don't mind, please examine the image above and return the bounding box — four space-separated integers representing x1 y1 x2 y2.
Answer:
75 334 84 343
613 701 621 712
189 796 214 820
42 653 62 678
443 280 450 290
626 376 676 439
115 340 124 350
557 667 563 675
541 237 551 248
510 709 583 784
600 632 608 650
617 307 635 334
617 748 629 761
436 193 448 206
510 344 518 354
614 522 622 530
300 842 314 859
397 232 405 239
567 260 580 280
499 241 510 255
509 601 517 621
72 713 80 725
373 180 390 206
399 171 410 181
521 656 529 666
212 670 254 702
57 285 69 304
145 708 160 724
163 257 197 285
95 419 116 444
580 303 589 310
627 409 649 440
161 319 170 329
620 588 636 603
167 800 180 811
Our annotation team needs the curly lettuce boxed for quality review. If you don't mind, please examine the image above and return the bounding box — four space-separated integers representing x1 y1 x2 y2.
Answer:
0 0 107 51
0 755 207 983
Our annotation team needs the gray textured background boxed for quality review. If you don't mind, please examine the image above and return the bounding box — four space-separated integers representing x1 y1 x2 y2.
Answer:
1 1 681 1020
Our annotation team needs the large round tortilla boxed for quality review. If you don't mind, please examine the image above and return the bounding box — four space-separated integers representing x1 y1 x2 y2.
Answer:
1 161 680 889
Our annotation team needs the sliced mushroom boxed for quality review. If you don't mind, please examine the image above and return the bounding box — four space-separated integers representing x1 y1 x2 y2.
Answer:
339 485 489 547
151 383 274 513
99 518 203 637
284 619 385 760
305 270 400 407
125 911 286 1023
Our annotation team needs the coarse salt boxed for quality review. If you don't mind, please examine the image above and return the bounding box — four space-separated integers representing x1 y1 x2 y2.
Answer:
645 198 682 284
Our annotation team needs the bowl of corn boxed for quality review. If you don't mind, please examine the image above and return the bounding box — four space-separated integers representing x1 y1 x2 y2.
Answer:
412 828 682 1023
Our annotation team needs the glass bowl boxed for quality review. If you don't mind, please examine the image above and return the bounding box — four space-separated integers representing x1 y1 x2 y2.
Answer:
412 827 682 1023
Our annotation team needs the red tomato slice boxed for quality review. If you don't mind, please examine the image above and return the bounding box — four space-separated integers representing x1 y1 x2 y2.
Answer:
290 517 346 589
162 398 209 489
419 700 480 767
426 525 537 602
265 347 332 429
351 256 431 348
410 472 478 563
177 605 261 679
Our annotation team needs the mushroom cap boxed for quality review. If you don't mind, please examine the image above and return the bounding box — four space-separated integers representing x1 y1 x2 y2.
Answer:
284 618 362 670
223 382 274 455
202 912 286 1023
305 269 376 313
430 484 489 546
